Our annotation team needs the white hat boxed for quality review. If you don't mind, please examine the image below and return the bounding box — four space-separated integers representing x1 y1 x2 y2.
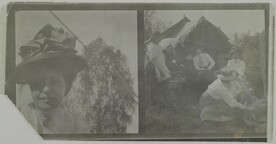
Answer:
217 67 237 81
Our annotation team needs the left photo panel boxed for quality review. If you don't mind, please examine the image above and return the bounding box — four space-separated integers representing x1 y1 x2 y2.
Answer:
14 10 138 134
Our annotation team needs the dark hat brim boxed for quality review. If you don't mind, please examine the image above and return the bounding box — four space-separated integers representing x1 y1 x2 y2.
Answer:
16 51 86 84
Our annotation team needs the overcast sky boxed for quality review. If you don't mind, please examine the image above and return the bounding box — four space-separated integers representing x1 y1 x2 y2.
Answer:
15 10 138 133
16 10 138 92
153 10 265 41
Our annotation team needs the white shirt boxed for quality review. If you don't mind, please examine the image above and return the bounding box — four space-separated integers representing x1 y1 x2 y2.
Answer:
19 103 90 134
227 59 245 76
146 42 166 60
206 79 245 109
193 53 215 70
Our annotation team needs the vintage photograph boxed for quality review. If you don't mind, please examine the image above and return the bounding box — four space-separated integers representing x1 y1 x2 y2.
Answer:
144 10 268 135
4 2 273 141
15 10 138 134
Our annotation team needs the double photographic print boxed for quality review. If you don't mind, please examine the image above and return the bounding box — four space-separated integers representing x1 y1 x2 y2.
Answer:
3 2 274 141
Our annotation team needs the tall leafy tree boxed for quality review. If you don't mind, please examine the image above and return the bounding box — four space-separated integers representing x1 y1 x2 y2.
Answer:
144 10 168 41
144 10 156 41
64 37 137 133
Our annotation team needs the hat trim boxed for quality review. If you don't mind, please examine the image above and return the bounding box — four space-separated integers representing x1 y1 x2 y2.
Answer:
16 51 86 84
217 72 237 81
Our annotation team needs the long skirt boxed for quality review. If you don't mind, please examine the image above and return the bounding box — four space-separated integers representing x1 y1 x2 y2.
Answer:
199 92 242 122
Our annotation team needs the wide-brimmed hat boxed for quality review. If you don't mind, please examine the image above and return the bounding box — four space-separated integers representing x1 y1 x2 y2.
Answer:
16 24 86 84
217 67 237 81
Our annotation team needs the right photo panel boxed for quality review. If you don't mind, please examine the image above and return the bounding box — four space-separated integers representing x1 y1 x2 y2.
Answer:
144 10 267 135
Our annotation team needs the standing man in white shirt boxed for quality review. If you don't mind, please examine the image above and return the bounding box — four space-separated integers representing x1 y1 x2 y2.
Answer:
193 47 216 99
146 32 171 82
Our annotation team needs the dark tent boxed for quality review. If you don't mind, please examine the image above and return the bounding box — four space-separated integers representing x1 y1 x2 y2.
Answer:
162 16 191 38
162 16 233 69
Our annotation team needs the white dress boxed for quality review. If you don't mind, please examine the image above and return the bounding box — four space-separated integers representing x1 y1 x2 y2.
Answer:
227 59 245 77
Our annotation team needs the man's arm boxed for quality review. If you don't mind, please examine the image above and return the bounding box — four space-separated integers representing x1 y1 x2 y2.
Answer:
226 60 232 67
193 57 205 71
206 54 215 70
220 91 246 109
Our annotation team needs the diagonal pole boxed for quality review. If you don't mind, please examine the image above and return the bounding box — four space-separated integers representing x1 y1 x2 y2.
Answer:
49 11 138 104
49 11 87 48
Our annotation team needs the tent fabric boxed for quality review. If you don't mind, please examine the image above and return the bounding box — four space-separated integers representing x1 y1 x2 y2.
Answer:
177 20 199 42
160 16 232 69
163 16 191 38
161 16 232 53
182 16 232 51
145 16 233 69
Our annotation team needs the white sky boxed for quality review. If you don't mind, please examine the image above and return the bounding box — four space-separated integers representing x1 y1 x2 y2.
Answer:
15 11 138 133
16 10 138 93
153 10 265 40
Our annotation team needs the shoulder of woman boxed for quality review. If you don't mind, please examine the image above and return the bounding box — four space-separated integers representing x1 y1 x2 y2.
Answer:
19 103 36 115
18 103 39 128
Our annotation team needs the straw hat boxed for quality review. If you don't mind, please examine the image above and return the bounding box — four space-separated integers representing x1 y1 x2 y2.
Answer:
217 67 237 81
16 24 86 84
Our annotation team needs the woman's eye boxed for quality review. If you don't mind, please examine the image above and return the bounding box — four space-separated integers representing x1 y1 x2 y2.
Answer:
30 80 44 91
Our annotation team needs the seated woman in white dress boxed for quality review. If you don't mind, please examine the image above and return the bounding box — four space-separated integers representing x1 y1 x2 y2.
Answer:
227 48 246 78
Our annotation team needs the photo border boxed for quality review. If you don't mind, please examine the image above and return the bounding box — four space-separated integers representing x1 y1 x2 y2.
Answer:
5 2 271 141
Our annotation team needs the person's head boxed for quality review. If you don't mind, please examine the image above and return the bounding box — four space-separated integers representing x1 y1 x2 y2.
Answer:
230 47 243 60
217 67 237 84
16 24 86 112
196 48 203 55
28 63 76 111
151 31 163 44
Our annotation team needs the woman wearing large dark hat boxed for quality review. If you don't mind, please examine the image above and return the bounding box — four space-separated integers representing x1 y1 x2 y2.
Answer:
17 24 89 133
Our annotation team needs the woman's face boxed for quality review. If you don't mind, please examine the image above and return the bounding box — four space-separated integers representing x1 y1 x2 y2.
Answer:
30 68 67 112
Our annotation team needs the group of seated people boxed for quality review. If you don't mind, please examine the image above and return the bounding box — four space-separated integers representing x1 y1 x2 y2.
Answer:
146 31 266 129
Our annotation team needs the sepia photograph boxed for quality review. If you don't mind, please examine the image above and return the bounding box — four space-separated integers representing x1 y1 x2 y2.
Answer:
3 2 273 141
14 10 138 134
144 10 268 136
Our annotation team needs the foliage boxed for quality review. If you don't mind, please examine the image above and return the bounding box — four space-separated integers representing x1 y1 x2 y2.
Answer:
144 11 168 41
144 11 156 41
64 37 136 133
232 32 265 98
